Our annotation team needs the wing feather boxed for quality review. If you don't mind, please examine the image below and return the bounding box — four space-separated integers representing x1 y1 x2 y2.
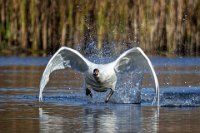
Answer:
39 47 91 102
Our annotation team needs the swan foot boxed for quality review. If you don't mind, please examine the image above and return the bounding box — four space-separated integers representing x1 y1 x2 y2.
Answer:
86 88 93 98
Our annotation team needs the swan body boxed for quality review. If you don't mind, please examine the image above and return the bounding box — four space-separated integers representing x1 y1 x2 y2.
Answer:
39 47 159 104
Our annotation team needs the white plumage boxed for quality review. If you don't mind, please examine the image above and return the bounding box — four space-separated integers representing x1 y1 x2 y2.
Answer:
39 47 159 105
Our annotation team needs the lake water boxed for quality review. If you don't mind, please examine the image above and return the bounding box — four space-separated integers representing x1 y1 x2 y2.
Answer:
0 56 200 132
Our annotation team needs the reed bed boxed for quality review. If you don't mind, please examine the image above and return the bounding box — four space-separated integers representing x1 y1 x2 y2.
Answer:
0 0 199 56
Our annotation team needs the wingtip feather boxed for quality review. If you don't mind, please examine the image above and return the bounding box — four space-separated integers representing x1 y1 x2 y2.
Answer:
39 94 43 102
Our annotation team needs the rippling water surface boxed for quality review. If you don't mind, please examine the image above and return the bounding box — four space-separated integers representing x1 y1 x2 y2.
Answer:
0 56 200 132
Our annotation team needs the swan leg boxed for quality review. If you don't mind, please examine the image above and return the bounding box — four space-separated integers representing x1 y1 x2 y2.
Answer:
105 89 114 103
86 88 92 98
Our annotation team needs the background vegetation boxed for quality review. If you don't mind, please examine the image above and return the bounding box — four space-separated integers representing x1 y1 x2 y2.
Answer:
0 0 199 56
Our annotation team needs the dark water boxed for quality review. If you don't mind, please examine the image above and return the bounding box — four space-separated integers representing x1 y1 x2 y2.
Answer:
0 56 200 132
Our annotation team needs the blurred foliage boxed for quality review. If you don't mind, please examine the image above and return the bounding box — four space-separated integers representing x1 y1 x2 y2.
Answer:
0 0 199 56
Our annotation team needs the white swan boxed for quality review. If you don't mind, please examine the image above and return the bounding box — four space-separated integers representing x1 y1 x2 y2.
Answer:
39 47 159 105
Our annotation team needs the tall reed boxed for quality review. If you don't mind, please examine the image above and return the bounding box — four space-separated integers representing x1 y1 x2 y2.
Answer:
0 0 199 56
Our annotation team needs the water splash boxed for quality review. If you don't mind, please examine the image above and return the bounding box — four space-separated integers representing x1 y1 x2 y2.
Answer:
83 41 135 64
35 87 200 107
112 68 144 103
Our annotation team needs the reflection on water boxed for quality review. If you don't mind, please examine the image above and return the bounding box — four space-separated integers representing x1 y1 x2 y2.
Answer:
39 105 159 133
0 102 40 133
0 57 200 132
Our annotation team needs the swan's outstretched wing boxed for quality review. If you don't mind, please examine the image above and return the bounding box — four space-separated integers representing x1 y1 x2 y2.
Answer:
114 47 159 105
39 47 91 102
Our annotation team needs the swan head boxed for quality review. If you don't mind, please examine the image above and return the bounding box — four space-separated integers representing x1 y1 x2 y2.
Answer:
93 68 100 77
